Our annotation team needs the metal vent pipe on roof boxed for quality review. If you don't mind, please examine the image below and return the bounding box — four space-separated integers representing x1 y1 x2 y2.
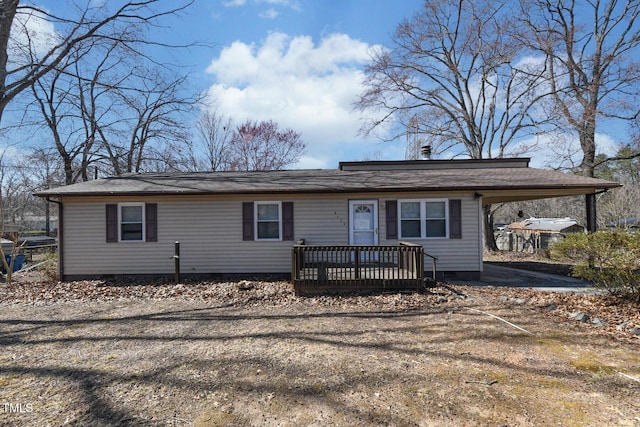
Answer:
421 145 432 160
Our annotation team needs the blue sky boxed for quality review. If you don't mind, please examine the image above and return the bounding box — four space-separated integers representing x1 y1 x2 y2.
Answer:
15 0 426 169
178 0 426 168
8 0 624 170
180 0 622 170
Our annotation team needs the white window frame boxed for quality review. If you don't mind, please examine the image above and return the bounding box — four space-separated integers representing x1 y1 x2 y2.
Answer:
118 202 145 242
398 199 423 239
255 201 282 241
399 198 449 239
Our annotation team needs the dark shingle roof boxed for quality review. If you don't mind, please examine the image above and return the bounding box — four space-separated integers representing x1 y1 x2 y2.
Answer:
35 166 619 198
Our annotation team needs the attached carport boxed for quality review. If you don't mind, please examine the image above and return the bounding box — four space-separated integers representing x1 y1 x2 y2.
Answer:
476 174 620 232
339 158 620 231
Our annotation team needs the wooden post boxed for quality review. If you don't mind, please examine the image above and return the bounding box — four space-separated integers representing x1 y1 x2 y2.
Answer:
354 247 360 279
586 193 597 232
174 241 180 284
291 247 296 285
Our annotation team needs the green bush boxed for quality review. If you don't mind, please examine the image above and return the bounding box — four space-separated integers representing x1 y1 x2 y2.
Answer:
552 231 640 302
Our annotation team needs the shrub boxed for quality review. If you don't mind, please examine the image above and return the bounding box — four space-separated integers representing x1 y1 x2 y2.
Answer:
552 231 640 302
40 251 59 281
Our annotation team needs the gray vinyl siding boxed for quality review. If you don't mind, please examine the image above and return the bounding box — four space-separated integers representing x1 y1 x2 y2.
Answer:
61 193 481 276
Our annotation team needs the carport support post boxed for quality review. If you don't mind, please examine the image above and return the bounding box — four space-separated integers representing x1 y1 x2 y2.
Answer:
174 241 180 284
586 193 597 232
586 194 597 268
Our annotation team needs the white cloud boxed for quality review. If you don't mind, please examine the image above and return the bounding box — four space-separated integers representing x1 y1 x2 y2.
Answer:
222 0 247 7
263 0 300 10
263 0 297 6
222 0 300 12
517 131 621 170
293 155 327 170
205 32 395 168
8 8 58 67
259 8 279 19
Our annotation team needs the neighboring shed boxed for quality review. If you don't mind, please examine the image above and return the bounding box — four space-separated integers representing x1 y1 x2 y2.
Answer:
495 217 584 253
606 218 640 229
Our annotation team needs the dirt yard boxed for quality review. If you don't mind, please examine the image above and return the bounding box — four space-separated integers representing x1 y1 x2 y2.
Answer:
0 273 639 426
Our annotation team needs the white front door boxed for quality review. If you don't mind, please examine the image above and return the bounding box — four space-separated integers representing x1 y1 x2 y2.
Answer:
349 200 378 245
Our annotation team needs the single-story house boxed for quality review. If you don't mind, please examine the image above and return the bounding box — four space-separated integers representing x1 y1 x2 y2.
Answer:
35 158 619 283
495 217 584 252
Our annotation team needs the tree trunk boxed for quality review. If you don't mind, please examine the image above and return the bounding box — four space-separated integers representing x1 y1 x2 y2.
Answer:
580 117 597 178
483 204 499 252
0 0 18 123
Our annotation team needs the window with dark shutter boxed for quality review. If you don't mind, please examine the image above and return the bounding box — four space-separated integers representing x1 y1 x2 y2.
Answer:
396 198 458 239
449 199 462 239
120 204 144 241
145 203 158 242
107 203 158 243
282 202 294 241
106 204 118 242
385 200 398 240
242 202 255 241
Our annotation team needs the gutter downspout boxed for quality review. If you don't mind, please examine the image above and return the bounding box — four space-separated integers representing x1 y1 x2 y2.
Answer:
46 197 63 280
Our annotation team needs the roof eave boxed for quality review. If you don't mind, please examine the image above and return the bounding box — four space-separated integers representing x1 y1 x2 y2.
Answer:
34 182 621 199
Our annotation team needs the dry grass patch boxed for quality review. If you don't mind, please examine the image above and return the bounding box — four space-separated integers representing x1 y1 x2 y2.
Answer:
0 280 638 426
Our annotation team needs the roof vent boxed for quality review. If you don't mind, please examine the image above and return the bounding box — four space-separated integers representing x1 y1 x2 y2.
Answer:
420 145 432 160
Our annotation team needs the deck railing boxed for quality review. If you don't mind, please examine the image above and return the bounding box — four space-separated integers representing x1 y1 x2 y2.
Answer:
291 241 434 294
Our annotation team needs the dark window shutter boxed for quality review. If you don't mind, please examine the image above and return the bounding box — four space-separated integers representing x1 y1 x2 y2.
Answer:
282 202 294 241
449 199 462 239
106 204 118 242
385 200 398 240
242 202 254 241
145 203 158 242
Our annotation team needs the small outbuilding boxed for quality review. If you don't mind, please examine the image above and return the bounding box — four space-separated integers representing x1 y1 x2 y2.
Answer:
495 217 584 253
607 218 640 229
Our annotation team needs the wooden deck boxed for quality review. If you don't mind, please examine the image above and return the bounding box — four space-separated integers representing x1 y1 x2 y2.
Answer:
291 242 435 295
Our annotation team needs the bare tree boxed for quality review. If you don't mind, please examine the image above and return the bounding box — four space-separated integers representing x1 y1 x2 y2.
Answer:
0 147 29 225
593 146 640 228
228 119 305 171
21 147 64 236
0 0 193 124
29 43 112 185
22 4 198 181
176 109 234 172
117 71 195 174
30 59 85 185
519 0 640 178
193 110 233 171
357 0 547 160
175 114 304 172
599 185 640 227
31 63 197 180
357 0 550 250
0 147 30 284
